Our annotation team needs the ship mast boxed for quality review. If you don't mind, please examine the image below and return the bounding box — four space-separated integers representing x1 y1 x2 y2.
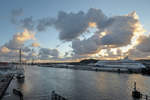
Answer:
19 49 22 65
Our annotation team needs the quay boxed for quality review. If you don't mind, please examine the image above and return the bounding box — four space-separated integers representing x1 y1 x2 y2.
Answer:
51 91 68 100
0 74 13 100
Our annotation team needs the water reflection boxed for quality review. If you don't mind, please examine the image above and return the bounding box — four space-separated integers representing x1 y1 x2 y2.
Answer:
3 65 150 100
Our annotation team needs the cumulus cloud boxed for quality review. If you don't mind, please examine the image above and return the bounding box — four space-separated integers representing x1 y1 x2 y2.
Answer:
32 42 40 47
54 11 89 41
11 8 106 41
0 29 35 61
9 8 149 60
4 29 35 50
36 8 107 41
129 48 150 59
22 46 32 53
36 8 143 47
37 17 55 31
0 47 10 54
136 35 150 52
0 47 32 61
70 11 146 59
0 50 18 61
39 48 59 60
35 8 147 60
11 8 35 31
100 12 138 46
20 16 35 30
86 8 107 29
72 34 102 55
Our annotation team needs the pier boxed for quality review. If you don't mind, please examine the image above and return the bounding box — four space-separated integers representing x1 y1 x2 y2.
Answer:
0 74 13 100
51 91 68 100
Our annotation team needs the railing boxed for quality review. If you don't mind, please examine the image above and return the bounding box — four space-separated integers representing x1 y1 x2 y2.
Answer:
51 91 68 100
132 82 150 100
141 94 150 100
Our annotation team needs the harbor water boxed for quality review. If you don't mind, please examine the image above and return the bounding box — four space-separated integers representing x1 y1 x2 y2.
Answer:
2 65 150 100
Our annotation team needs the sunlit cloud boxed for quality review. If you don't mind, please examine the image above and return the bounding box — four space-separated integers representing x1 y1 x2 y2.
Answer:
32 42 40 47
16 29 35 42
0 47 10 53
0 29 37 61
3 8 150 61
88 22 97 28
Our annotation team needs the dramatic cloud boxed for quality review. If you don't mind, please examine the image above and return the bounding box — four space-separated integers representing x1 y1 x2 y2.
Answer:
86 8 107 29
4 29 35 50
0 29 35 61
20 16 35 31
37 17 55 31
100 12 138 46
36 8 107 41
39 48 59 60
128 48 150 60
73 11 147 59
136 35 150 52
9 8 149 60
11 9 35 31
72 34 102 55
54 11 88 41
35 8 147 60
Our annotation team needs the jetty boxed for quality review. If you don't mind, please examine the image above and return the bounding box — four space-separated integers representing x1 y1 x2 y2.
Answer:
13 89 23 100
0 74 13 100
51 91 68 100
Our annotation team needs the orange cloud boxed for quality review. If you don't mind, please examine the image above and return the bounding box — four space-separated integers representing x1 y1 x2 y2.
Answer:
88 22 96 28
16 29 35 42
1 47 10 53
32 42 40 47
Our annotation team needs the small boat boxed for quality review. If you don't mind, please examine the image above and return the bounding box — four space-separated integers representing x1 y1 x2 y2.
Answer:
16 74 25 79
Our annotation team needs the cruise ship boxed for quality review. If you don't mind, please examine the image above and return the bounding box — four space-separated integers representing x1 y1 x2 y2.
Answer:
94 56 146 71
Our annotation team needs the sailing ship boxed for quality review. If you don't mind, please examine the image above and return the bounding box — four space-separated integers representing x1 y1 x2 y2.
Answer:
16 49 25 79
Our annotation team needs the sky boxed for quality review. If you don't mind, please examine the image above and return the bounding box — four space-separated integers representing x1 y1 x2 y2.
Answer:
0 0 150 62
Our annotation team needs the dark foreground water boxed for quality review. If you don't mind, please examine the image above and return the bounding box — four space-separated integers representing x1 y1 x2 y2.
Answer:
2 65 150 100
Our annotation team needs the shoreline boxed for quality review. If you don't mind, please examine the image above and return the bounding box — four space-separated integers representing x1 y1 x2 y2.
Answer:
38 64 146 74
0 74 14 100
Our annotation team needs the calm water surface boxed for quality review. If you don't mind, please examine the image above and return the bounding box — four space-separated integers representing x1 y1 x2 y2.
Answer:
3 65 150 100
